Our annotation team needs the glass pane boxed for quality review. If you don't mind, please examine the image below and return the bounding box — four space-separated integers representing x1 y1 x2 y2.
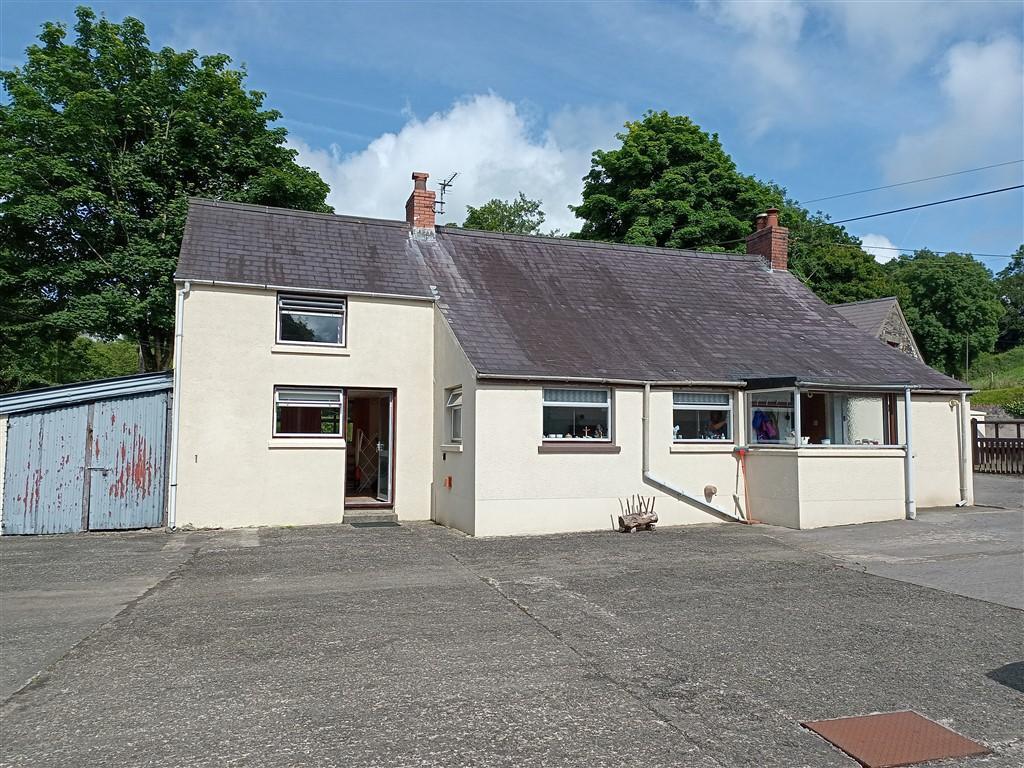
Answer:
543 405 609 439
543 388 608 404
673 408 731 440
843 395 886 445
276 405 341 435
277 389 342 403
673 392 730 406
446 390 463 407
799 392 835 445
280 312 343 344
749 391 795 444
450 406 462 441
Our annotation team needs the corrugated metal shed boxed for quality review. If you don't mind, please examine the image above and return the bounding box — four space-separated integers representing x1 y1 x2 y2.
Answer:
1 373 172 535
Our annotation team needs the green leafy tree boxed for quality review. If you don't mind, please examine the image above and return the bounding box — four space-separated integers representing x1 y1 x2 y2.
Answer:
0 6 330 391
463 192 548 235
571 111 778 249
995 245 1024 351
886 251 1005 377
570 110 894 304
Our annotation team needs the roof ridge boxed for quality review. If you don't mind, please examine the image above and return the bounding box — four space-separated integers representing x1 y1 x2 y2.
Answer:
438 225 762 263
187 197 409 229
832 296 898 307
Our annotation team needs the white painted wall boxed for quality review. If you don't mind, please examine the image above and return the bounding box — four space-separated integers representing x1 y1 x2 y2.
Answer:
913 394 971 507
743 449 800 528
174 285 434 529
432 312 476 535
798 448 906 527
473 385 743 536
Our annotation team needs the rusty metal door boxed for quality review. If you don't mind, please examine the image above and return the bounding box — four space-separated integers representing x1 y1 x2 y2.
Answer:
85 393 168 530
2 406 90 534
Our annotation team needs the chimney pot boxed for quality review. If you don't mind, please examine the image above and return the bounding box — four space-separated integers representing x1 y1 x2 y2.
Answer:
746 209 789 271
406 171 436 233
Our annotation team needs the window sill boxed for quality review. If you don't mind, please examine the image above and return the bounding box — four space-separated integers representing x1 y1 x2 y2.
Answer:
268 438 347 449
538 443 621 454
271 344 351 357
670 443 736 454
441 443 464 453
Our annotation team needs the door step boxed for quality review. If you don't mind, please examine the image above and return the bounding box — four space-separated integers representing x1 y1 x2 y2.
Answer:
343 509 398 525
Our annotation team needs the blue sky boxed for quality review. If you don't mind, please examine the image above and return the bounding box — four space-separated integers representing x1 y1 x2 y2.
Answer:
2 1 1022 273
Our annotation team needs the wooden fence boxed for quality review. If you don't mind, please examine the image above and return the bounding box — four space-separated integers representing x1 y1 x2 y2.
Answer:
972 419 1024 476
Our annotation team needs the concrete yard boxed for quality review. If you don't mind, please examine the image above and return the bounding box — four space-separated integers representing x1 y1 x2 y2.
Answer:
1 515 1022 768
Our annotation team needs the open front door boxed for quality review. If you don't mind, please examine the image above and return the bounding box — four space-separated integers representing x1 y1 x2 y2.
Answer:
345 389 395 507
376 394 393 503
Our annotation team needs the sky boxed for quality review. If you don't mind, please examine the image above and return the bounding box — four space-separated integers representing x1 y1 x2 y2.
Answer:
2 0 1022 273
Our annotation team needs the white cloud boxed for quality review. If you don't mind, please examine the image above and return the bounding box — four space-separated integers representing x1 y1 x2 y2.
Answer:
860 233 900 263
820 1 1022 71
883 37 1024 184
289 94 626 233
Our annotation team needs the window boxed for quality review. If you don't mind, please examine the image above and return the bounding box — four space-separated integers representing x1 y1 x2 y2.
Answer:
446 388 463 443
274 388 343 436
673 392 733 441
277 294 346 346
748 390 795 444
543 388 610 441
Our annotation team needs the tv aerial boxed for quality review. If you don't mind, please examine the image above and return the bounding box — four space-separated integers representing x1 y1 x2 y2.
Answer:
435 172 458 216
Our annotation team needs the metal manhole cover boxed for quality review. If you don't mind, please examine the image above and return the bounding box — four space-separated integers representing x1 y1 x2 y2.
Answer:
802 711 990 768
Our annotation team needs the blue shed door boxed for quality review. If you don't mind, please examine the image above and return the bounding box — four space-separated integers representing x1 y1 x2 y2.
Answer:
86 393 168 531
2 406 89 534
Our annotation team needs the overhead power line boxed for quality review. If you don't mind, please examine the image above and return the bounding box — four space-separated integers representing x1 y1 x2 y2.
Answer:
789 236 1015 259
829 185 1024 225
802 159 1024 203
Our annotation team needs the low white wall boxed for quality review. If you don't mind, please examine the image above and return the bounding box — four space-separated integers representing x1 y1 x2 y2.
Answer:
174 286 434 529
798 448 906 528
743 449 800 528
473 385 742 536
432 312 476 535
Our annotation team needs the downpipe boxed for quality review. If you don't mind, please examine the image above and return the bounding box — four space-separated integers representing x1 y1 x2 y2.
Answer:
641 383 745 522
166 280 190 530
955 392 970 507
904 387 916 520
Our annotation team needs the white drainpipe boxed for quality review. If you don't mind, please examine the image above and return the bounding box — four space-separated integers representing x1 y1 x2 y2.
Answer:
641 383 743 521
903 386 916 520
167 281 190 530
957 391 970 506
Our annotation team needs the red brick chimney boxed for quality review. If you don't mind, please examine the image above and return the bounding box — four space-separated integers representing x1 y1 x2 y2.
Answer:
745 208 789 270
405 171 436 233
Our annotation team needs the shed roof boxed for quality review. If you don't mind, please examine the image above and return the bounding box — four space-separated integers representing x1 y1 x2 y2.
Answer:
176 200 967 391
0 372 173 415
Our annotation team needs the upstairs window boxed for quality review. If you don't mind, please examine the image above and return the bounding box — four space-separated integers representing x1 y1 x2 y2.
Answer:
277 294 346 346
673 392 733 442
446 388 463 443
543 388 611 441
274 388 343 436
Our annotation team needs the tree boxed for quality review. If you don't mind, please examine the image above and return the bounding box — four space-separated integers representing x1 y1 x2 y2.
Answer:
463 192 548 235
571 111 781 249
886 251 1005 376
995 245 1024 351
570 110 895 304
0 6 330 390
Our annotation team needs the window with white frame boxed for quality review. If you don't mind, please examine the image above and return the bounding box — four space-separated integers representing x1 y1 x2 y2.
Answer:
277 294 346 345
446 387 463 443
673 392 733 441
542 388 611 441
274 388 343 436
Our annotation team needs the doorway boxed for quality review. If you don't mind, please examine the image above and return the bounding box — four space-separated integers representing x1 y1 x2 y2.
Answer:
345 390 395 507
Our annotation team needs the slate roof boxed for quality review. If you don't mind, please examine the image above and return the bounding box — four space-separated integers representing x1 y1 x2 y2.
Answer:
176 199 434 299
177 199 968 391
831 297 899 336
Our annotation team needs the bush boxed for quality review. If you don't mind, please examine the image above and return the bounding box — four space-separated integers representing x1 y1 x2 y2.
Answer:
1005 397 1024 419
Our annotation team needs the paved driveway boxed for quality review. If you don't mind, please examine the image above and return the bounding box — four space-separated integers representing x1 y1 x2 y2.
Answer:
2 522 1022 768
